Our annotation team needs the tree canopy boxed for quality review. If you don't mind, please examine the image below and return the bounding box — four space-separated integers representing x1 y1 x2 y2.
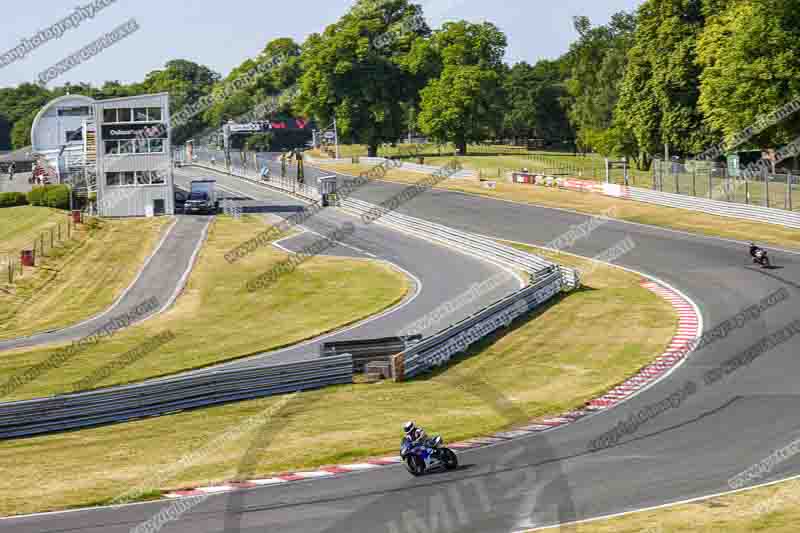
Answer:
297 0 428 156
696 0 800 150
1 0 798 170
417 21 507 154
503 60 572 144
616 0 711 165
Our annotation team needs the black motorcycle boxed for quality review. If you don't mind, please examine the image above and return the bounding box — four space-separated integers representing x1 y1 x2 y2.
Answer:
751 246 771 268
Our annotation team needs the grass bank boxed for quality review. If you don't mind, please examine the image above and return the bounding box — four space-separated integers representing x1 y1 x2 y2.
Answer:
0 242 675 516
0 215 409 401
0 215 170 340
0 206 66 254
314 162 800 251
563 477 800 532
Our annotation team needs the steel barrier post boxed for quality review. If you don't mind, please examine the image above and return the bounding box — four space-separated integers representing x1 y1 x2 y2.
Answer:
764 168 769 208
708 169 713 199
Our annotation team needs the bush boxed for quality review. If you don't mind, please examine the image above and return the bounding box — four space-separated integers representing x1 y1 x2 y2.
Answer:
0 192 28 207
44 185 70 210
27 185 70 209
27 186 45 206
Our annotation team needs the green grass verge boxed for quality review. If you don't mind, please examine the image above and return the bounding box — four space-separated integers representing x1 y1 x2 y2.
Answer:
0 206 66 254
0 215 410 401
0 242 675 516
562 477 800 532
0 216 171 340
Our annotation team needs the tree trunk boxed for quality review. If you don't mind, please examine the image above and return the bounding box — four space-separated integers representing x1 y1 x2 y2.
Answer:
367 143 378 157
637 152 652 171
455 136 467 156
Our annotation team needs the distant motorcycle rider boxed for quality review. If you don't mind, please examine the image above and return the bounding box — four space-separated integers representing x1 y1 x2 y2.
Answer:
749 242 771 267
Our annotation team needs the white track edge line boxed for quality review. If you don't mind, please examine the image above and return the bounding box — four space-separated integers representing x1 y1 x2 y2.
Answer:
0 216 179 347
519 470 800 531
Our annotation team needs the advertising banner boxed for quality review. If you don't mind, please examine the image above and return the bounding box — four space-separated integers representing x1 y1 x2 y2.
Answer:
101 123 167 140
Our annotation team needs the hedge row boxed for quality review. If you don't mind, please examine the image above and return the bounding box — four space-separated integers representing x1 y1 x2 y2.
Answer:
27 185 70 210
0 192 28 207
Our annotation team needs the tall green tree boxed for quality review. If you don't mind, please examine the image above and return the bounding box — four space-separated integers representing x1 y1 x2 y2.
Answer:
616 0 711 167
503 59 572 144
563 12 636 134
259 37 303 93
0 83 53 149
202 57 264 130
197 38 303 151
417 21 507 154
297 0 429 156
95 81 138 100
11 110 38 149
696 0 800 152
142 59 220 144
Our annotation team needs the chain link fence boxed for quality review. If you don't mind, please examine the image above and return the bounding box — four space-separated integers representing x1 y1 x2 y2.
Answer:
507 151 800 213
652 159 800 212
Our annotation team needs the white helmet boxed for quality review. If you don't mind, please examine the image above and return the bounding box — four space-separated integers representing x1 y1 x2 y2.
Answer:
403 421 416 434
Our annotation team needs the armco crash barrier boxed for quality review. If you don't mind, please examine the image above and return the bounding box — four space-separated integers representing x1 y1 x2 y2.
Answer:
0 355 353 440
321 336 422 373
188 152 580 289
522 173 800 230
340 196 581 291
187 150 581 381
393 271 562 380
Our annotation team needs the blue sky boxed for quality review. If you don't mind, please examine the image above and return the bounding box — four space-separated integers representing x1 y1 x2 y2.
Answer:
0 0 643 88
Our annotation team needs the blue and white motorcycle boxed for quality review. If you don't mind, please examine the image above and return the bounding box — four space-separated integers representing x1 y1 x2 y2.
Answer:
400 435 458 476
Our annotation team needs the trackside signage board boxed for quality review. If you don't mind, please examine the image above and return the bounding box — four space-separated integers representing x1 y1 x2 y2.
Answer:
101 123 167 140
227 119 313 133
